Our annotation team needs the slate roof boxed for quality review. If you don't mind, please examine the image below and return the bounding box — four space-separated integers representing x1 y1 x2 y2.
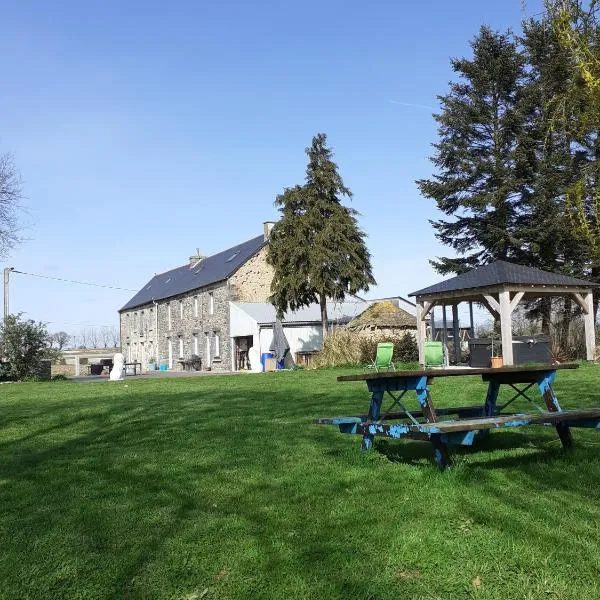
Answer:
120 235 265 311
410 260 594 297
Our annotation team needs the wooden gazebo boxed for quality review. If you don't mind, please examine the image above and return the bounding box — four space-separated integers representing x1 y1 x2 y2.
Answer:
409 261 596 365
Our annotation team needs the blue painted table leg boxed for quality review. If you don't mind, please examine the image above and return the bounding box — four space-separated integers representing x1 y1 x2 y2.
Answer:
416 376 451 468
361 390 383 450
479 380 500 439
538 371 573 450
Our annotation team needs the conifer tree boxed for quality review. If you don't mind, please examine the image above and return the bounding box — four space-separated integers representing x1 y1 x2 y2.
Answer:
267 134 375 337
417 27 529 274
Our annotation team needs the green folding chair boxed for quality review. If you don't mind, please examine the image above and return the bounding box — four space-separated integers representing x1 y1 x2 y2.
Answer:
368 342 395 372
424 341 444 368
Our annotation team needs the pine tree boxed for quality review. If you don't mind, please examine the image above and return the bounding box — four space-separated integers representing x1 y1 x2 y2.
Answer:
416 26 530 274
267 133 375 337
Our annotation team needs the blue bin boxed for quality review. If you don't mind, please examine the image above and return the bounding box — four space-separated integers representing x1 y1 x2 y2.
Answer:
159 363 168 371
261 352 285 371
261 352 273 372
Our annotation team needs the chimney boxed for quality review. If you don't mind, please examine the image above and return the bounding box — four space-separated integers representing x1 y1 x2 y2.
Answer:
263 221 275 241
189 248 205 268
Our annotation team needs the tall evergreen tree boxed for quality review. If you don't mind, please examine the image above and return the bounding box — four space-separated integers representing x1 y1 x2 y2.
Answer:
519 17 590 332
267 133 375 337
417 26 530 274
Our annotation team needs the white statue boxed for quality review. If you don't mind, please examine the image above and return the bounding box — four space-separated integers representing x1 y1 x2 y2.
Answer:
110 353 125 381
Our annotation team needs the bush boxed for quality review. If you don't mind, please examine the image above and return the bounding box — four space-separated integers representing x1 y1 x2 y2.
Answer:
51 374 69 381
0 313 55 381
313 330 419 368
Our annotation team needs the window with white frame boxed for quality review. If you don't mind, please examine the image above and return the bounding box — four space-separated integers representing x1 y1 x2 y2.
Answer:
194 296 199 318
193 334 198 356
168 339 173 368
205 332 211 363
180 300 184 320
168 303 172 330
209 292 214 315
179 337 184 357
214 331 220 358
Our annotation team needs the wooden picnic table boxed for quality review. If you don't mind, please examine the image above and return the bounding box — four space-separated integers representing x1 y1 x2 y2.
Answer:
314 363 600 469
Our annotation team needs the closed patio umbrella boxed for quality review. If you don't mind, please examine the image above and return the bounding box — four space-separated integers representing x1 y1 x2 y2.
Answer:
269 319 292 367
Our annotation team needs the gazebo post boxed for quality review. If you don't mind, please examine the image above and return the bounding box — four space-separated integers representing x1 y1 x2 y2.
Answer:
452 304 460 364
442 304 448 366
499 290 514 365
584 291 596 361
416 301 426 364
469 301 475 339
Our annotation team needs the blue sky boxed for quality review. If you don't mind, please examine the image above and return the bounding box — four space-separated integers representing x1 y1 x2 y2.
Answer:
1 0 543 340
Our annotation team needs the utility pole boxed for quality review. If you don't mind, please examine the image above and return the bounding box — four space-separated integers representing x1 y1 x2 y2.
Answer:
4 267 14 324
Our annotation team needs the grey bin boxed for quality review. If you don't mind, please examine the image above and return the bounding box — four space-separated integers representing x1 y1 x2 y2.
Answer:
468 338 493 368
512 335 550 365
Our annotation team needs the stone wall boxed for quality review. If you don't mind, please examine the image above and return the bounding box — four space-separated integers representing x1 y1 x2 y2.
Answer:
120 281 232 372
119 244 275 372
229 246 274 302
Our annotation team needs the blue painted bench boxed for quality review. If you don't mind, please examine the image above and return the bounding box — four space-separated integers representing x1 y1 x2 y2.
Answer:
314 364 600 468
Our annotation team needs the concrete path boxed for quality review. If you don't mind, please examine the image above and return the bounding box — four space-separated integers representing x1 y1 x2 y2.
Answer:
70 370 239 383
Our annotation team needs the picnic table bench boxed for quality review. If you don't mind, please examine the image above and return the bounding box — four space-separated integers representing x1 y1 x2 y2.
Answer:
314 364 600 469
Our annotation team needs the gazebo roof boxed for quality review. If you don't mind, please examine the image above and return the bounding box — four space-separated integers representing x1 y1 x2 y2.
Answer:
409 260 593 298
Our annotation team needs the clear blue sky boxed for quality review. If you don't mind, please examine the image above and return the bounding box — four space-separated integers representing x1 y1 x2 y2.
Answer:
1 0 543 340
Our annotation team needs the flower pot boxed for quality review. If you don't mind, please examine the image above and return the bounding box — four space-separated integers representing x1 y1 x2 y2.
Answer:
490 356 503 369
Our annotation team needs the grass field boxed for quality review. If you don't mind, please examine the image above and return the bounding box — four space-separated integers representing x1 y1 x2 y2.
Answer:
1 366 600 599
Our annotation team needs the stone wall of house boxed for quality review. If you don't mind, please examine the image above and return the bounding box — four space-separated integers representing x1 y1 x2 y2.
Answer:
120 281 232 372
119 244 275 373
228 246 274 302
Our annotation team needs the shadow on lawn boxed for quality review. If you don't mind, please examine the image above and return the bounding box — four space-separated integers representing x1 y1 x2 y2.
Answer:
374 426 599 472
2 370 600 599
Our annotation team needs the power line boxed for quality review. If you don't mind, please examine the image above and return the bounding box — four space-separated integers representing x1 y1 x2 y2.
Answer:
12 269 137 292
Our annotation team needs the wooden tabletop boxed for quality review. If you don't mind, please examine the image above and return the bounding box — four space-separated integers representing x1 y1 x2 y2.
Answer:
337 363 579 382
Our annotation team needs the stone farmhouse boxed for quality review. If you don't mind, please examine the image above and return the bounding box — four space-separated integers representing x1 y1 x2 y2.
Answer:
119 222 275 372
120 223 417 372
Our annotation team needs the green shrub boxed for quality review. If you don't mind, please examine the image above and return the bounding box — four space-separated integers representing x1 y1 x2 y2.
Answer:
0 313 56 381
51 374 69 381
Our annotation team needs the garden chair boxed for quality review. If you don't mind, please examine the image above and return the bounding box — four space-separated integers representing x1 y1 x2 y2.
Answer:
424 341 444 368
368 342 395 372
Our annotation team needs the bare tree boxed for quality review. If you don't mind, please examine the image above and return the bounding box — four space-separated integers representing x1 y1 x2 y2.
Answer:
109 325 120 348
88 328 99 348
100 327 110 348
79 328 88 349
0 153 23 258
50 331 71 350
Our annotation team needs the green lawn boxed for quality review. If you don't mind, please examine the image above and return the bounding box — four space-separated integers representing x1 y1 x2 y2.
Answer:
1 366 600 599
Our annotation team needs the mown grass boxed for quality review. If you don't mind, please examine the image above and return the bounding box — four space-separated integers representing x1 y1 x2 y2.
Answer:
1 365 600 599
